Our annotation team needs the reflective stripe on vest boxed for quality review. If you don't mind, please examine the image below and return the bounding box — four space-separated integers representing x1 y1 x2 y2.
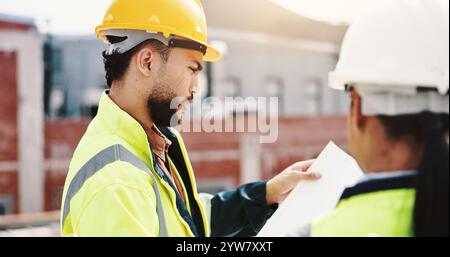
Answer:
62 144 169 237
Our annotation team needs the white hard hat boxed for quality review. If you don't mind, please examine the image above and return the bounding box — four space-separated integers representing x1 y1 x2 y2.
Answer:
329 0 449 116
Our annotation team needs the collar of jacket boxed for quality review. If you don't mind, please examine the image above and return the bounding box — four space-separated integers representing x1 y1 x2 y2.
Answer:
339 171 417 201
95 90 154 168
95 91 209 236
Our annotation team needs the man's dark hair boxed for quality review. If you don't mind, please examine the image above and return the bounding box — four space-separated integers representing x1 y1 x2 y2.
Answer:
102 37 171 88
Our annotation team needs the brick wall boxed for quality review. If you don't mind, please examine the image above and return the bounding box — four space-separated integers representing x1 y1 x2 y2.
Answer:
42 116 347 211
1 77 348 213
0 50 19 213
44 120 90 211
0 21 33 31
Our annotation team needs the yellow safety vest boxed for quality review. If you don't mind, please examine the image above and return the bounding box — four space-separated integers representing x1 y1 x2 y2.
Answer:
311 173 416 237
60 91 211 237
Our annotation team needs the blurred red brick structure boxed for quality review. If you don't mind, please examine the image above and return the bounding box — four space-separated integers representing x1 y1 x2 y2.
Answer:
0 48 348 214
44 120 90 211
0 15 41 214
0 21 33 31
2 93 348 213
0 50 19 214
43 116 348 211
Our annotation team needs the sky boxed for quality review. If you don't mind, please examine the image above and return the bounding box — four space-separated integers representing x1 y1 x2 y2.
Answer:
272 0 449 25
272 0 391 25
1 0 448 35
0 0 112 35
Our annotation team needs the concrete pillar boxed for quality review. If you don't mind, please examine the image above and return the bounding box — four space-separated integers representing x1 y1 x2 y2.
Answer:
239 134 262 184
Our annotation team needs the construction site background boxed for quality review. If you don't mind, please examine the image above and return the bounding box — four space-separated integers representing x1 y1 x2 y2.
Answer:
0 0 352 236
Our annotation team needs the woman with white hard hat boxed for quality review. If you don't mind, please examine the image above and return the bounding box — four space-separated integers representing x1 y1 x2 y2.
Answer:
297 0 449 237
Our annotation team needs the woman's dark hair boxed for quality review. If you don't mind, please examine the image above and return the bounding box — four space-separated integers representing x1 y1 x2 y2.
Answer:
378 112 449 237
102 36 171 88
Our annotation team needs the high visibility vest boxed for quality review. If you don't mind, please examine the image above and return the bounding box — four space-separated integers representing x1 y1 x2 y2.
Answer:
60 91 211 237
311 173 416 237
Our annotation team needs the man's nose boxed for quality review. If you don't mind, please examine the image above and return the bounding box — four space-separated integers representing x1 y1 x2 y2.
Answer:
190 78 199 96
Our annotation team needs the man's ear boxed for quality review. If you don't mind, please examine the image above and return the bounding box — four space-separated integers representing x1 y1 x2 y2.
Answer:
350 90 366 129
136 46 153 76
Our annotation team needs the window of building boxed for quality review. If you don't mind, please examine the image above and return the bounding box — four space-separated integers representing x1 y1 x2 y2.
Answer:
303 78 323 116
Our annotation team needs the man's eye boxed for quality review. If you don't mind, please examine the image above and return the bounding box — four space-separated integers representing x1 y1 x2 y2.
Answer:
189 67 197 73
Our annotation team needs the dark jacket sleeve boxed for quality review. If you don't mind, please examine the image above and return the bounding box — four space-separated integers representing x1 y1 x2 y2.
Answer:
210 180 278 237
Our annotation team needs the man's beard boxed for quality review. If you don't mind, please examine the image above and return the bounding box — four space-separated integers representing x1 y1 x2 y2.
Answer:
147 92 180 127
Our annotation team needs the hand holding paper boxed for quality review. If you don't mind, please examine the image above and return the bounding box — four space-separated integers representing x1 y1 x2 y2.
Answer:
258 141 364 237
266 159 321 205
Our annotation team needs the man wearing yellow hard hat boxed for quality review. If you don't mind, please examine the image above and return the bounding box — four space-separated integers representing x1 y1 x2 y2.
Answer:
60 0 320 237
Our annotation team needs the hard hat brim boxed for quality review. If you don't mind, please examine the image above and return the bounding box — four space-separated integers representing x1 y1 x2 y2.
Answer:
96 24 221 62
329 71 449 95
203 44 221 62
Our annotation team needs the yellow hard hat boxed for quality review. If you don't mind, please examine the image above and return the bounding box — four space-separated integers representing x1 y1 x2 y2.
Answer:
96 0 221 62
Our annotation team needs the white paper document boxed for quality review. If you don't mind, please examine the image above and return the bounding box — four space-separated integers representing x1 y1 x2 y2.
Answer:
257 141 364 237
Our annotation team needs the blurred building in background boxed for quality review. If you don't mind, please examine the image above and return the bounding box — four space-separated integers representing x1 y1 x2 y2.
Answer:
44 35 106 118
0 0 350 234
44 0 348 119
0 13 43 216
